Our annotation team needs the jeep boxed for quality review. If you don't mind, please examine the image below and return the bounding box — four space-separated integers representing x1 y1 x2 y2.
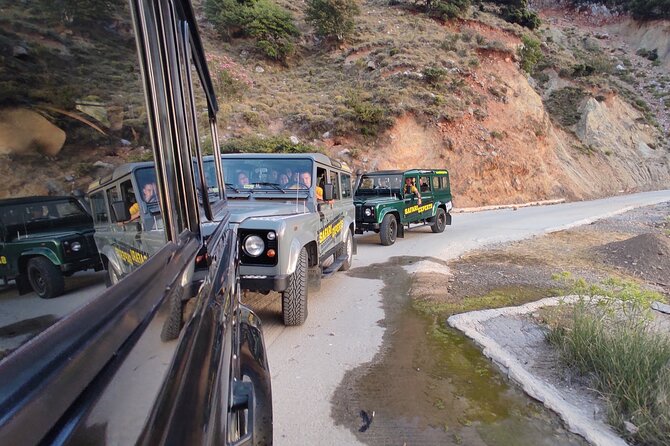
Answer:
0 1 272 444
354 169 453 245
214 153 356 326
0 196 102 298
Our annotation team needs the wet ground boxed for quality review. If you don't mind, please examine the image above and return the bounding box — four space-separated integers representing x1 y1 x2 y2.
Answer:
330 257 587 446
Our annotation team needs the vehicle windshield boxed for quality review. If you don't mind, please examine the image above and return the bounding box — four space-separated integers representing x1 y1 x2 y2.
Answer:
214 157 314 193
0 198 91 238
356 174 403 196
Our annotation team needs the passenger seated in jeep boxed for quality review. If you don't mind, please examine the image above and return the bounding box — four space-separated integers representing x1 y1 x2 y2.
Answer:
404 178 422 205
288 171 312 189
141 182 158 203
237 171 250 188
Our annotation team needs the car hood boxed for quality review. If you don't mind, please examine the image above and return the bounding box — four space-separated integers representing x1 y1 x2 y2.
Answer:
6 226 94 242
228 200 309 224
354 196 400 206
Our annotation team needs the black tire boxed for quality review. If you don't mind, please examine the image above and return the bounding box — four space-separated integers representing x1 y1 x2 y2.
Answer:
431 208 447 233
380 214 397 246
27 257 65 299
336 229 354 271
282 248 308 326
105 262 121 288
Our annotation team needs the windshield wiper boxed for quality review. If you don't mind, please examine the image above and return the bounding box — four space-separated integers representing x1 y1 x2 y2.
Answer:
225 183 240 193
252 182 286 194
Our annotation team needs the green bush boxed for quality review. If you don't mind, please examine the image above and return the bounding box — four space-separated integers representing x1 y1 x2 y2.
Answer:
636 47 659 61
305 0 360 42
518 35 542 74
503 6 540 29
408 0 471 20
205 0 299 62
222 136 317 153
343 90 390 136
545 87 586 127
422 66 447 85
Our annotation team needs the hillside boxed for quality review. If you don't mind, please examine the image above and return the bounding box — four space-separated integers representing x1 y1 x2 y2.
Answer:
196 0 670 206
0 0 668 206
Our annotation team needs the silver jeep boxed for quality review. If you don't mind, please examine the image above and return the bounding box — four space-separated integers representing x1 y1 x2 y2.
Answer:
214 153 356 326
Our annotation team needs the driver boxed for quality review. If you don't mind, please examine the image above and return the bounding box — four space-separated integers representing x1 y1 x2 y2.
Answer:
404 177 422 205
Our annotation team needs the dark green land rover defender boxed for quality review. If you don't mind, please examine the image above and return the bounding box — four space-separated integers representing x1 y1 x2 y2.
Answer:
0 196 102 298
354 169 453 245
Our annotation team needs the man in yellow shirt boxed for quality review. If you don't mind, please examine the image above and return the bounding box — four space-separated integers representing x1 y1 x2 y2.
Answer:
404 177 422 205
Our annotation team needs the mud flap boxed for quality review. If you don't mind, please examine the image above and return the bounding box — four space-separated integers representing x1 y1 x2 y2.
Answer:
308 266 321 292
446 212 452 225
16 274 31 295
397 223 405 238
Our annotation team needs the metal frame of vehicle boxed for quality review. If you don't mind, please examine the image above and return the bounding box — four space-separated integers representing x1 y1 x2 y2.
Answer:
219 153 356 326
0 196 103 298
354 169 453 245
0 1 271 445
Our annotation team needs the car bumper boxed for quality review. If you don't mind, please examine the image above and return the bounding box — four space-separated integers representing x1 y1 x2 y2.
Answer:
240 274 290 292
355 222 379 233
60 257 103 273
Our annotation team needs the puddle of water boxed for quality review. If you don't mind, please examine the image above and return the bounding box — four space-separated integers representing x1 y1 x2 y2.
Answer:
0 314 58 338
331 257 587 446
0 314 59 361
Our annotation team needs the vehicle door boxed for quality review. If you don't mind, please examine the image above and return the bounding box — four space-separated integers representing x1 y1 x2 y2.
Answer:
0 214 9 281
316 165 338 258
108 179 152 275
418 174 434 220
133 168 167 256
401 173 422 223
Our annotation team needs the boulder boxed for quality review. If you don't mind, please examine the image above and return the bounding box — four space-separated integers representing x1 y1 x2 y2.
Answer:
0 108 66 156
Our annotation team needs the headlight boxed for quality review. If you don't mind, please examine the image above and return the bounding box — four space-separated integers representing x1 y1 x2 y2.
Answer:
267 231 276 241
71 241 82 252
364 208 372 217
244 235 265 257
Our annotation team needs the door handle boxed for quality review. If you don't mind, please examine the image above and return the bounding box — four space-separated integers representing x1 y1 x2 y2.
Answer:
229 381 255 446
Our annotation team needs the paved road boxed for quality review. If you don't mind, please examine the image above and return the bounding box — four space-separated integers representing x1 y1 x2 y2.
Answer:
243 189 670 445
0 271 106 356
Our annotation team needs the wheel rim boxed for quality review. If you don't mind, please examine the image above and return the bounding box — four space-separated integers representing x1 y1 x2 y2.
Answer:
30 268 47 295
389 219 397 242
109 266 120 285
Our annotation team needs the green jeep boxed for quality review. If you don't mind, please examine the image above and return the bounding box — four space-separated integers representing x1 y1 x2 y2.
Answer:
354 169 453 245
0 196 102 298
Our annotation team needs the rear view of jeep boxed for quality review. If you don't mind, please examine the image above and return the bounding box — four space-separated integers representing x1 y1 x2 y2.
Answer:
0 196 102 298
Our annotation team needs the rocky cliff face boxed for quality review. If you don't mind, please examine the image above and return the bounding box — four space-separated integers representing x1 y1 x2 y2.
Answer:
324 5 670 207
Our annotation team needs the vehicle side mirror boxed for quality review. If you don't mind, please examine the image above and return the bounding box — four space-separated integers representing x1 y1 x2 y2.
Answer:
112 201 130 222
323 184 334 201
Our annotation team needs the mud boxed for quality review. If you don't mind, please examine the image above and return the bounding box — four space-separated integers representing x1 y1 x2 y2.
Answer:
330 256 587 445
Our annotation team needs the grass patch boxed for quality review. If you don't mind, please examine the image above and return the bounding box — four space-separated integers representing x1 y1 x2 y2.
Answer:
413 285 553 317
544 274 670 445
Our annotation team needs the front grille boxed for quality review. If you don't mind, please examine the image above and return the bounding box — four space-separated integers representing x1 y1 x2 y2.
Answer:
355 205 363 221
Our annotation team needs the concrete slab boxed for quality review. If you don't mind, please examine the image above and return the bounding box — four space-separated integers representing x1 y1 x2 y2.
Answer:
448 296 629 446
